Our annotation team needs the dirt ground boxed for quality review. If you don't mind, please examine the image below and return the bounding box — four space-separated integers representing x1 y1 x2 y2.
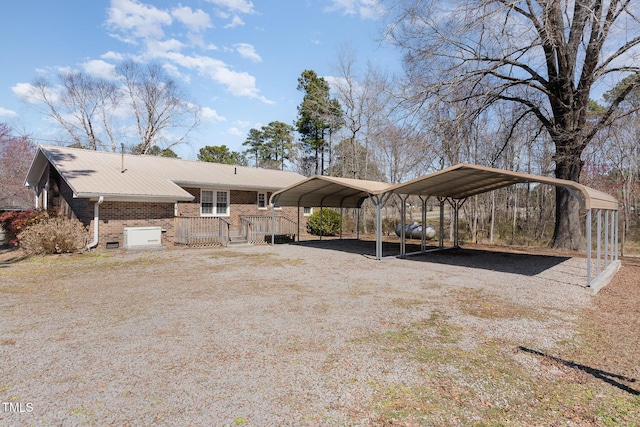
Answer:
0 240 638 426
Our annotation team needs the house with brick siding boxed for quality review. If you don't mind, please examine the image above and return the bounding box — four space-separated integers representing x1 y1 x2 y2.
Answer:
24 145 310 249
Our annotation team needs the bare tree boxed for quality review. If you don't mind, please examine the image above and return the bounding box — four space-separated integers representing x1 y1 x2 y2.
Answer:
118 60 200 154
23 61 199 154
0 123 36 209
332 46 368 178
386 0 640 250
30 73 119 151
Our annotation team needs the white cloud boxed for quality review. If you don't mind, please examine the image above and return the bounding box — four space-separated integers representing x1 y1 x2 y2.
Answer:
162 63 190 83
227 126 243 136
235 43 261 62
159 52 272 103
0 107 17 117
200 107 226 122
172 6 211 33
326 0 384 19
101 51 125 61
324 75 349 91
224 15 245 28
106 0 172 43
82 60 117 79
214 67 261 98
12 83 44 104
206 0 255 15
144 38 184 58
55 66 73 75
206 0 252 28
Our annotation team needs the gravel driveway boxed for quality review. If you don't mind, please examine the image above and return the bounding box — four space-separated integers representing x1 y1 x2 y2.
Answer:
0 241 594 426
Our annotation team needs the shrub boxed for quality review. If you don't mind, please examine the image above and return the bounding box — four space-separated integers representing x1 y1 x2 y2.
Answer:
0 209 54 245
17 216 88 256
306 208 342 236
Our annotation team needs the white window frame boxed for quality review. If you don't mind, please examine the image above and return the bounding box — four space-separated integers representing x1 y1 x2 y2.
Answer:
257 192 267 210
200 189 230 217
303 207 313 216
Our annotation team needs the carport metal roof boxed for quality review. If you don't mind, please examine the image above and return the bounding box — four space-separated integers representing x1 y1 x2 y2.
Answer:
272 163 618 211
271 175 394 208
388 163 618 211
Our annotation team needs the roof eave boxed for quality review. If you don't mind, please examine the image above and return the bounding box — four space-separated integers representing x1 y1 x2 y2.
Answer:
75 193 194 203
172 180 294 192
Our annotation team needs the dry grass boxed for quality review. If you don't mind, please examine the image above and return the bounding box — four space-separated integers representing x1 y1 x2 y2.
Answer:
0 243 638 426
346 260 640 427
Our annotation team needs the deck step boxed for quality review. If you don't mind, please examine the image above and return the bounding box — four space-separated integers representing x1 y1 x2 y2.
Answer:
229 231 249 245
228 238 249 246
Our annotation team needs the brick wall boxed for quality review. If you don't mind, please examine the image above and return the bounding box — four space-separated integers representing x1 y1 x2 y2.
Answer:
177 187 307 234
50 178 174 248
97 202 175 246
44 168 309 247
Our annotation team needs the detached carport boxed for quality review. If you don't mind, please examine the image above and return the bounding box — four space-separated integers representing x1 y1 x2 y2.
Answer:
271 164 620 290
388 164 620 290
270 175 394 246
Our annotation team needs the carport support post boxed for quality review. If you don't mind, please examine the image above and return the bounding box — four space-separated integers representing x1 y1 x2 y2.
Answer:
613 211 620 261
454 198 468 248
420 196 427 252
446 198 464 248
605 210 609 266
297 205 301 243
398 194 408 257
610 210 615 264
319 202 323 241
597 209 602 275
587 209 592 286
370 192 392 260
376 195 383 260
271 203 275 246
438 198 445 249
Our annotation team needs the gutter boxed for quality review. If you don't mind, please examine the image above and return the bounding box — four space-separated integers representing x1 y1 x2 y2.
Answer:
86 196 104 250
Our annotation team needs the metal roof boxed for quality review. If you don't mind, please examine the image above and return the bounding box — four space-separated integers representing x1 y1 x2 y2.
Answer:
389 164 619 211
271 175 394 208
25 146 306 202
271 164 618 211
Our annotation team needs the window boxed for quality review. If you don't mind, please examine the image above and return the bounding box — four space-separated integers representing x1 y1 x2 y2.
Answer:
303 207 313 216
216 191 228 215
201 189 230 216
201 190 213 215
257 192 267 209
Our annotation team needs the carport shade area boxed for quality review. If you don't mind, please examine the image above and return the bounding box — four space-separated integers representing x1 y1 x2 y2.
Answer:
270 163 620 290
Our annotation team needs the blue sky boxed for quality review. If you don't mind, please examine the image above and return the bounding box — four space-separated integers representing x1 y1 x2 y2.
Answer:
0 0 401 160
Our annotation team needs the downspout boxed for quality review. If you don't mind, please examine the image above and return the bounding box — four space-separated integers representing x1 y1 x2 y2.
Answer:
86 196 104 250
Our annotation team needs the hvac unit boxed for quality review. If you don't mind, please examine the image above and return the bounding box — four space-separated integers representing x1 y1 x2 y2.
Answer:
123 227 163 249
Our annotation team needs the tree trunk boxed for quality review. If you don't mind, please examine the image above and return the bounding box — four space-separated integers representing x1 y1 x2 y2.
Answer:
550 153 584 250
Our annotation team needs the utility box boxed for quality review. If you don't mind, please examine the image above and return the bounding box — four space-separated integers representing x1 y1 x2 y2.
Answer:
123 227 163 249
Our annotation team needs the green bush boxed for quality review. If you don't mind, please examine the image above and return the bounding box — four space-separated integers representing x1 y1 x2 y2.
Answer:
306 208 342 236
17 216 88 256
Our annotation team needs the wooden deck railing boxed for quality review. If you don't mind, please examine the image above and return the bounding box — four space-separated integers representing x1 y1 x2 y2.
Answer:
174 217 230 247
240 215 297 244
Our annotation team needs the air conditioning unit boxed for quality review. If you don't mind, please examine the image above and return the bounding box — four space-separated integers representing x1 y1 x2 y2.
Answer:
123 227 163 249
